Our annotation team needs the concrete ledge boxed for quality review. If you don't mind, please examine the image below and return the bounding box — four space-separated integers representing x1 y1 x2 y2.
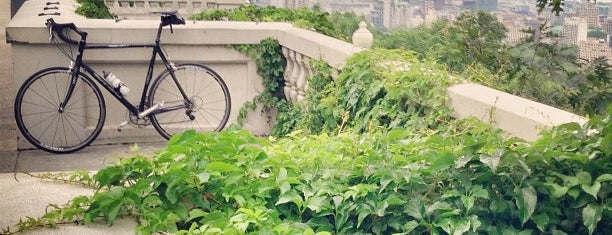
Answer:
0 173 137 234
447 83 588 141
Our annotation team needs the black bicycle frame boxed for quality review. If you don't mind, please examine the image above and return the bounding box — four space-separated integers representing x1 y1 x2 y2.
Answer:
62 23 190 117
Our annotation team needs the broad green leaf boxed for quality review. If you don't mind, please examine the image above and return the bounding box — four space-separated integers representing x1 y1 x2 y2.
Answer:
357 211 370 228
315 232 333 235
276 190 303 206
545 182 568 198
583 203 603 235
405 198 423 220
479 150 503 172
462 195 475 213
385 194 408 206
403 220 419 233
426 201 452 216
455 155 471 169
582 182 601 199
532 213 550 232
576 172 592 185
429 152 455 172
104 199 122 225
434 217 451 234
277 167 288 181
595 174 612 183
451 218 470 235
188 209 207 221
306 196 326 213
516 185 537 225
197 172 210 183
280 182 291 195
469 215 481 232
206 162 243 172
471 187 489 199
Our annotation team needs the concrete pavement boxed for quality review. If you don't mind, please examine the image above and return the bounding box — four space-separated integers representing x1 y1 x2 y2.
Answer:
0 142 165 234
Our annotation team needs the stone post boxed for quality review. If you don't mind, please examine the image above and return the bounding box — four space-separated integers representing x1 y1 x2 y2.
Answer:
351 21 373 49
0 0 16 152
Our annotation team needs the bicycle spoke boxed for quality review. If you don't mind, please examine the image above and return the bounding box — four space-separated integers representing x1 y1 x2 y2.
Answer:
150 65 230 138
15 69 105 153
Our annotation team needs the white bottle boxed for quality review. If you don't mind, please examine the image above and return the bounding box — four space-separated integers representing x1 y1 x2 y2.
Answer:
103 71 130 96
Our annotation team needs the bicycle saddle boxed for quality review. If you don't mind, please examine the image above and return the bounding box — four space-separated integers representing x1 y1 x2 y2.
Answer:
156 11 186 26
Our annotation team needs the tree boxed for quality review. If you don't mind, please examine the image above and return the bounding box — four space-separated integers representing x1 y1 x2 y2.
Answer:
444 11 508 72
537 0 597 15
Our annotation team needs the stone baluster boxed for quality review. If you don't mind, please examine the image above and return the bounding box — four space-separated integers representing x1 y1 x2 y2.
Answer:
281 47 296 103
281 46 314 103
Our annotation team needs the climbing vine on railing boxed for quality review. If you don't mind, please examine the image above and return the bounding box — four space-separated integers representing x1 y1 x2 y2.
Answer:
233 38 303 137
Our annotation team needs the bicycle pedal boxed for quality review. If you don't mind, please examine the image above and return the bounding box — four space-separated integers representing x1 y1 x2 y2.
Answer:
117 121 128 132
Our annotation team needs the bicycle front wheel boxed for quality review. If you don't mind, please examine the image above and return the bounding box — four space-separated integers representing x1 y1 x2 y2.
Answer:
149 64 231 139
14 67 106 153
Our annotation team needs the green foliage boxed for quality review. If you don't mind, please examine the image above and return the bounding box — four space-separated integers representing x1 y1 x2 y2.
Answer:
7 107 611 234
190 5 360 41
570 58 612 117
74 0 114 19
374 11 507 73
232 38 301 137
297 48 455 135
375 11 611 117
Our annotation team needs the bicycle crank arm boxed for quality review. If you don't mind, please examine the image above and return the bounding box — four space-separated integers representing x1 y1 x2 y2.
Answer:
138 101 164 118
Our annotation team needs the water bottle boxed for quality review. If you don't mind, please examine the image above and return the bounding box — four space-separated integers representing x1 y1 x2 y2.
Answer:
103 71 130 96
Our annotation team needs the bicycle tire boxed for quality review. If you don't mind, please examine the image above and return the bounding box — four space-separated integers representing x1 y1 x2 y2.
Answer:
14 67 106 153
149 64 231 139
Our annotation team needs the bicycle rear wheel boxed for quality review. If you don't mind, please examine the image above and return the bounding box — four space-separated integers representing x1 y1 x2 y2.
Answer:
149 64 231 139
14 67 106 153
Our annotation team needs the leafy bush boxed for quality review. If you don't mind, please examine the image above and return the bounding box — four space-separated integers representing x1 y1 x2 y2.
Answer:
296 48 455 135
75 0 114 19
8 106 610 234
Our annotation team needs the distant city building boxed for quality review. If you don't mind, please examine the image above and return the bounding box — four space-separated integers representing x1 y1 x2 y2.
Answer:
462 0 497 12
563 17 588 45
605 18 612 34
579 39 612 62
577 2 599 26
433 0 446 10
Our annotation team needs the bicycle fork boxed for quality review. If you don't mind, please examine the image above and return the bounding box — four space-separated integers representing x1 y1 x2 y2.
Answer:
58 61 79 113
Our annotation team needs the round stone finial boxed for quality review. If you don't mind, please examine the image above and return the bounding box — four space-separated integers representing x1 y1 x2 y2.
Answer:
352 21 373 49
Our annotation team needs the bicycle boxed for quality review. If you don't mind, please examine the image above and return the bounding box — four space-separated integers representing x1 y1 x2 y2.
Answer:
14 12 232 154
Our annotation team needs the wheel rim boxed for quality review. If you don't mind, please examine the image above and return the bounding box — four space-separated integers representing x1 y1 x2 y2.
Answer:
150 65 230 138
16 69 104 153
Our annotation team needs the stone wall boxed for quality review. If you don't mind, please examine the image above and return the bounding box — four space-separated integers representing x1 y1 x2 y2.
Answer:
0 0 16 152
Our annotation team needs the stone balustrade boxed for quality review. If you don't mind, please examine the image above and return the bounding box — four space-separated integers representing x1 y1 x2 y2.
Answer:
106 0 248 19
4 0 588 151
